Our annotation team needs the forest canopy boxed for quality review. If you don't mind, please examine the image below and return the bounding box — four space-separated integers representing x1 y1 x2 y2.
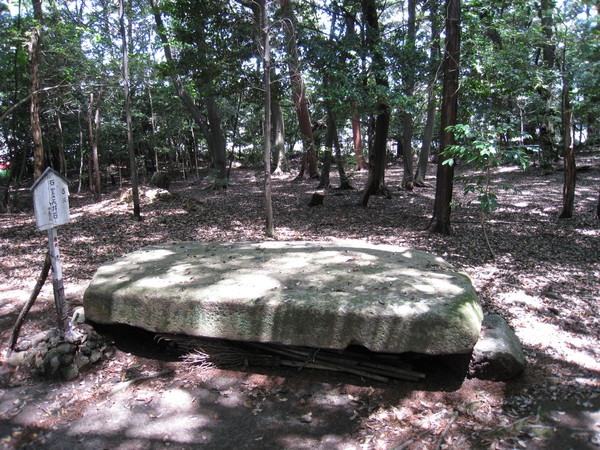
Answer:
0 0 598 224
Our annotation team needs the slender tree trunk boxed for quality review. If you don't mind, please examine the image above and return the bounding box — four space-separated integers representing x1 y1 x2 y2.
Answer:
280 0 319 179
352 104 367 170
77 110 84 193
318 110 336 189
191 126 200 178
261 0 275 237
429 0 461 234
55 112 66 175
88 91 103 202
360 0 391 206
400 0 417 189
30 0 44 179
271 99 286 174
334 115 353 190
559 69 576 219
146 81 158 172
538 0 557 164
206 95 228 188
415 88 437 187
415 1 440 187
121 0 140 219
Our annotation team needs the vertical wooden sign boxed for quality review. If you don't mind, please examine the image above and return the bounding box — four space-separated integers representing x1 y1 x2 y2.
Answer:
31 167 74 337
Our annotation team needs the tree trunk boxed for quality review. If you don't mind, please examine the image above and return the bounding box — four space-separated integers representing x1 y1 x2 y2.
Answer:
280 0 319 179
88 91 103 202
261 0 275 237
271 98 286 174
559 70 576 219
334 115 353 190
415 0 440 187
146 81 158 173
538 0 557 164
30 0 44 180
352 104 367 170
77 110 84 193
415 88 436 187
206 95 228 189
121 0 140 219
55 112 67 176
360 0 391 206
400 0 417 189
429 0 461 235
318 111 335 189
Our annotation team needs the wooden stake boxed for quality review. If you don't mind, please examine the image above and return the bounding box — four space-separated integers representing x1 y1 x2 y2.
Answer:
47 228 75 339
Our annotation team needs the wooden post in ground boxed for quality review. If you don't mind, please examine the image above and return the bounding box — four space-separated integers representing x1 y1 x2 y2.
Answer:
47 227 71 335
31 167 78 341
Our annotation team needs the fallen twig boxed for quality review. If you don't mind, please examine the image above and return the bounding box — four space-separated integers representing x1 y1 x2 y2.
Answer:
480 415 531 436
160 335 425 383
395 425 437 449
110 369 174 395
435 411 458 450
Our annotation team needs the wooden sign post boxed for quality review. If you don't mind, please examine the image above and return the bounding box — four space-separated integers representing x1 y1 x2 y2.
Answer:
31 167 75 339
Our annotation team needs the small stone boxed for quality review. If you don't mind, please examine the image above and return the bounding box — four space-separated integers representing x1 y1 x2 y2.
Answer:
62 364 79 381
35 354 44 369
48 336 61 347
89 349 102 363
72 307 86 324
23 350 37 367
6 351 26 367
38 343 49 357
74 353 90 369
469 314 526 381
17 339 32 351
31 331 48 347
56 343 75 355
79 344 91 355
300 412 313 423
46 329 60 340
47 355 61 376
61 354 74 365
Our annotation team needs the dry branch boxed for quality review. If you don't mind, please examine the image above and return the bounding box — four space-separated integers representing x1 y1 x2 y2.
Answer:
7 252 51 353
158 334 425 382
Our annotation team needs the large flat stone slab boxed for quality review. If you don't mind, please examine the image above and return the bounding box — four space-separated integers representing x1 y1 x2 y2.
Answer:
83 240 483 354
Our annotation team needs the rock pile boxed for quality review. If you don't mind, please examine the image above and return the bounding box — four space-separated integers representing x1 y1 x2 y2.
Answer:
7 319 114 381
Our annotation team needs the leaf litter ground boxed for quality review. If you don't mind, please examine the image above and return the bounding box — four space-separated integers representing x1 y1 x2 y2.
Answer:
0 152 599 449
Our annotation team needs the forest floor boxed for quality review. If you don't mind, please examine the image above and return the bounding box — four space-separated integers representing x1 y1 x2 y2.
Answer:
0 150 599 449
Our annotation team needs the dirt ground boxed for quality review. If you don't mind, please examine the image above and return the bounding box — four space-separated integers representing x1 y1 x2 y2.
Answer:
1 152 599 449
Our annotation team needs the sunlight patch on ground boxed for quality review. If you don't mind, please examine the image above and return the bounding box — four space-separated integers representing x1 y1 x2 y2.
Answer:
498 290 600 371
514 314 599 372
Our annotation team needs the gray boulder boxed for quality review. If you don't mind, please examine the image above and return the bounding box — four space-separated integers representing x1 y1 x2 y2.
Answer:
469 314 526 381
83 240 483 355
150 172 171 190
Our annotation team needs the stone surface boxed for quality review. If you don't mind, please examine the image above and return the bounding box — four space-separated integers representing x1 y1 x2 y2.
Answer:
83 240 483 355
469 314 526 381
150 172 171 189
